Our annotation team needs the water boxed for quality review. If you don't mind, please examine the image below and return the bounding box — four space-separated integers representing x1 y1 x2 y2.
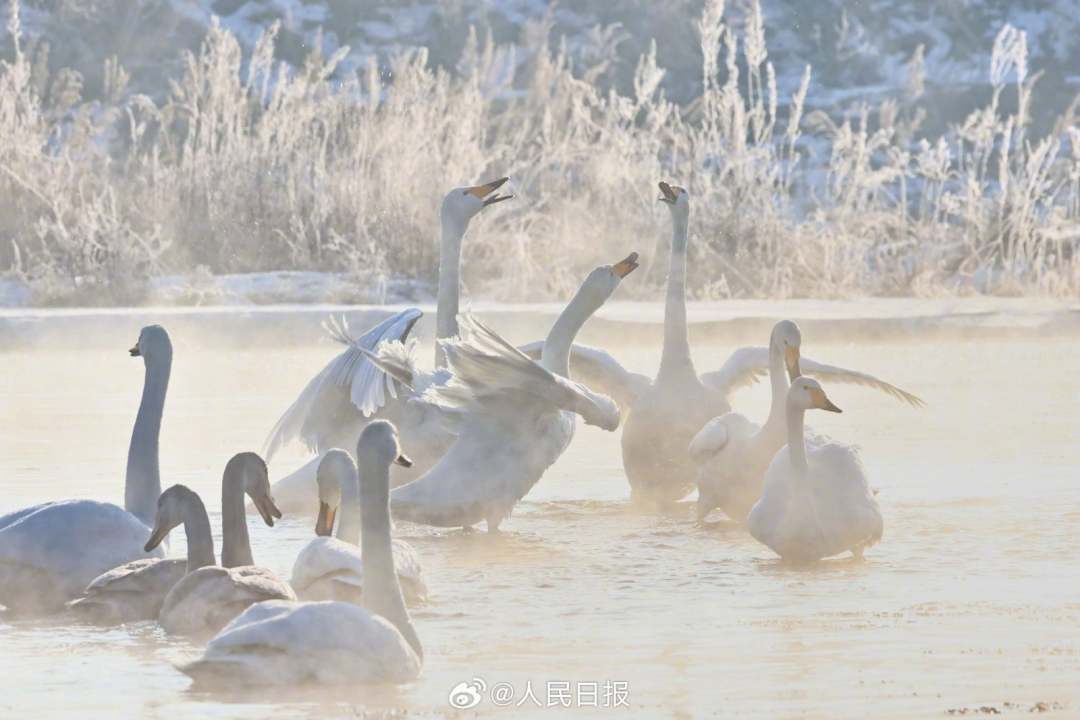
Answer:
2 316 1079 718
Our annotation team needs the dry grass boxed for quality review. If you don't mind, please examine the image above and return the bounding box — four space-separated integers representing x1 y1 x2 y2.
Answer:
1 0 1078 305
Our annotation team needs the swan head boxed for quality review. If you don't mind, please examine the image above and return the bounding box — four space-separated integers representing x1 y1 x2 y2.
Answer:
129 324 172 362
579 252 639 307
145 484 199 551
788 377 842 414
658 181 689 218
770 320 803 381
314 449 355 536
356 421 411 497
441 176 512 227
225 452 282 527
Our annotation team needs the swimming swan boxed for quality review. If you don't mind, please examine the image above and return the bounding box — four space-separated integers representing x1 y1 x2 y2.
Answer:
264 178 512 512
748 378 883 563
366 254 639 531
690 320 922 522
153 453 294 637
183 421 422 686
0 325 171 613
290 449 427 605
522 182 921 506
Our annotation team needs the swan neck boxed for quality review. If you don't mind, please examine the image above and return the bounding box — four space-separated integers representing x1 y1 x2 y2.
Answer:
762 345 790 436
360 461 422 660
541 283 602 377
336 468 362 546
125 351 170 527
658 213 695 380
182 494 216 572
220 471 253 568
435 214 467 367
786 401 809 473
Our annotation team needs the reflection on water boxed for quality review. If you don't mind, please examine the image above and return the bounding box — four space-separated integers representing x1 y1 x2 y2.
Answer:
2 329 1079 718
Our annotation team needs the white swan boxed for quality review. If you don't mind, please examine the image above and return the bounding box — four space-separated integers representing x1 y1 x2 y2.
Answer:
69 485 215 623
690 320 922 522
0 325 170 613
521 182 921 506
748 378 883 563
366 254 638 531
182 421 422 686
264 178 512 512
290 449 427 605
153 453 295 637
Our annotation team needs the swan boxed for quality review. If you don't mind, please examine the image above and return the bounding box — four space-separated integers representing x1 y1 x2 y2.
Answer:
153 452 295 637
70 484 216 622
520 182 922 506
0 325 171 613
290 449 427 605
182 421 422 686
690 320 922 522
264 178 512 512
748 378 883 563
365 254 639 531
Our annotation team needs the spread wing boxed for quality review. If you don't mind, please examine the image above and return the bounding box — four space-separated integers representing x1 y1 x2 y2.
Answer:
517 341 650 410
263 309 423 459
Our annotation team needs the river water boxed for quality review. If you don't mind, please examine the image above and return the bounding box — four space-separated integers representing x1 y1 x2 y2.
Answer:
1 307 1078 718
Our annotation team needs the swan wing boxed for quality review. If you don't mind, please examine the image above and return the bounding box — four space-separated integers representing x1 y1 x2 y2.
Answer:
290 537 364 596
797 359 925 407
263 309 423 459
517 341 651 410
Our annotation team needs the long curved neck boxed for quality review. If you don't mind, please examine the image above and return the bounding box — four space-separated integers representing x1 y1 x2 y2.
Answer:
786 402 809 474
220 474 253 568
760 345 790 440
541 284 603 378
658 212 695 381
360 461 422 660
181 494 216 572
125 352 170 527
336 470 362 546
435 213 467 367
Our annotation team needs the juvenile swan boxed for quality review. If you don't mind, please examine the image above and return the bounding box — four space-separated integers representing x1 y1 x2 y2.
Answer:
183 422 423 686
366 254 639 531
290 449 427 605
0 326 171 613
154 453 294 637
691 320 922 522
748 378 883 563
265 179 512 512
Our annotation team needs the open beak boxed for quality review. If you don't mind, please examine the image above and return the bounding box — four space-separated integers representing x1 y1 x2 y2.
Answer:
394 453 413 468
467 176 513 207
144 522 168 552
252 493 282 526
129 344 140 357
658 181 678 204
315 502 336 537
784 345 801 381
612 252 640 278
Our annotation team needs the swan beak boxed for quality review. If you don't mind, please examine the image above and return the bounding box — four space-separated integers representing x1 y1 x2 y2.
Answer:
658 181 677 204
129 344 141 357
467 177 513 206
315 502 336 537
784 345 801 381
394 453 413 468
253 494 282 526
144 523 168 552
612 252 640 278
810 387 842 413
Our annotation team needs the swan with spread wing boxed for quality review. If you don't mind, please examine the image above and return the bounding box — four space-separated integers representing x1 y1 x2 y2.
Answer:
264 178 512 512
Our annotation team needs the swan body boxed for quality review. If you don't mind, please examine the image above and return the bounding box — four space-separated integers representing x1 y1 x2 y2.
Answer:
748 378 883 562
184 422 423 686
156 453 293 637
0 325 171 613
265 179 512 513
367 255 637 531
290 450 427 605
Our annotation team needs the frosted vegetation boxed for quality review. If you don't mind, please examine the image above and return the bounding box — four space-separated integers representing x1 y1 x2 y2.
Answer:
0 0 1078 305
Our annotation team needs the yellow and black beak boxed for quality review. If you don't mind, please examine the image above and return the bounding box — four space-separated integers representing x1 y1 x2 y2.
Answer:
612 252 640 278
144 522 169 552
252 493 282 527
315 502 336 537
129 343 141 357
658 181 679 204
784 345 801 382
394 453 413 468
466 176 513 207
